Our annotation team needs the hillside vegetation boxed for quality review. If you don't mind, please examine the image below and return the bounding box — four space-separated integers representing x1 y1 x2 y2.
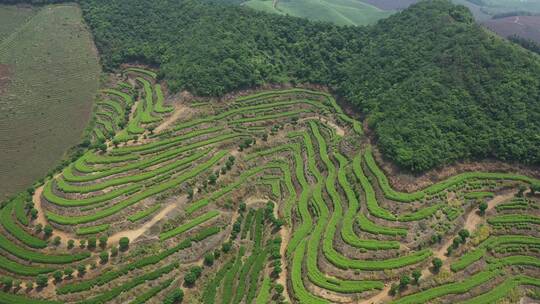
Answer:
78 0 540 172
0 67 537 303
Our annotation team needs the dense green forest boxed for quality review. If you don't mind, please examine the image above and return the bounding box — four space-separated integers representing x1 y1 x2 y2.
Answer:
3 0 539 173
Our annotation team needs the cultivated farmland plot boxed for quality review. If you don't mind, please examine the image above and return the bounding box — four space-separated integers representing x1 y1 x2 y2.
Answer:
0 4 100 201
0 66 538 304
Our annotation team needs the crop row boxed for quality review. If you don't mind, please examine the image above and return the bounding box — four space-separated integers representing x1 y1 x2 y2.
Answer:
459 275 540 304
56 150 206 193
46 151 227 224
136 77 161 124
487 214 540 225
391 270 499 304
0 233 89 264
154 84 174 113
125 67 157 79
160 210 220 240
43 181 141 207
451 235 540 272
186 162 282 214
0 201 47 248
113 127 222 156
364 146 540 201
130 278 173 304
0 255 54 276
75 224 110 236
58 231 215 295
79 262 178 304
127 204 161 222
67 132 241 182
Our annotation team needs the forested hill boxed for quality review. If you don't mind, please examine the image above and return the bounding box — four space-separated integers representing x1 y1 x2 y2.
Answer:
13 0 540 173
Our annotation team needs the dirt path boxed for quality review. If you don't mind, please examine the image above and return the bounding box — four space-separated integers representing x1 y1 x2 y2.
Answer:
464 191 515 232
108 195 187 244
154 103 191 133
33 183 76 242
358 285 391 304
33 183 186 246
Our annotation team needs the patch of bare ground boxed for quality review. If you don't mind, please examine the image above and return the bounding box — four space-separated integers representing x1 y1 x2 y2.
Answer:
154 103 191 133
368 144 540 193
108 195 187 244
0 64 11 95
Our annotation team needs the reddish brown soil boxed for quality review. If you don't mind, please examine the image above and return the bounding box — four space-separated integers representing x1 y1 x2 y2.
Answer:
361 0 418 10
0 64 11 95
483 15 540 44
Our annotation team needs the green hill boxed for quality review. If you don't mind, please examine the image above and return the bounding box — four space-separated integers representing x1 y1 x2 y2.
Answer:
79 0 540 172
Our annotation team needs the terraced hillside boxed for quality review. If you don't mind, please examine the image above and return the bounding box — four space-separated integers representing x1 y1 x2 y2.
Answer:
0 67 538 303
0 4 101 201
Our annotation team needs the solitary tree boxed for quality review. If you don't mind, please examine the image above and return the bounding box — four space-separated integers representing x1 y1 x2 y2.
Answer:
2 277 13 290
53 236 61 247
119 237 130 251
412 269 422 284
389 283 399 296
399 275 410 289
208 174 217 185
36 275 48 288
458 229 470 242
53 270 63 282
432 257 443 272
184 272 197 286
67 239 75 249
77 264 86 276
99 236 108 249
87 237 97 249
478 201 488 215
204 253 215 266
30 208 38 220
164 288 184 304
518 184 527 197
43 225 53 238
99 251 109 264
110 246 118 257
64 268 74 279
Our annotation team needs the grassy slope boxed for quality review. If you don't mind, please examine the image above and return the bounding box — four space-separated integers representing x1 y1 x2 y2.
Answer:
244 0 393 26
0 4 100 200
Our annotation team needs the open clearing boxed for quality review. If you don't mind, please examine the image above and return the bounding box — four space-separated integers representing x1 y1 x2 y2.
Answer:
0 4 100 200
0 66 537 303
